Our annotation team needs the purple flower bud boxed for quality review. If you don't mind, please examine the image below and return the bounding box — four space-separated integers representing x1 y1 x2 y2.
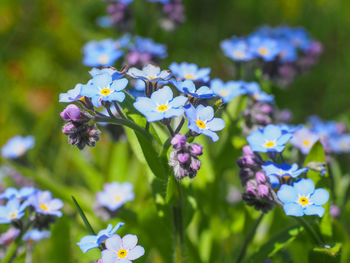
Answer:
278 109 293 122
246 187 255 195
62 123 75 135
189 143 203 156
257 184 269 197
60 104 81 122
242 145 254 156
255 171 266 184
330 205 340 218
171 134 187 149
259 104 273 114
190 158 201 171
177 152 189 163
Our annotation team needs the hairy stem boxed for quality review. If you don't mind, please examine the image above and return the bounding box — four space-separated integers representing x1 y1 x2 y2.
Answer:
173 181 186 263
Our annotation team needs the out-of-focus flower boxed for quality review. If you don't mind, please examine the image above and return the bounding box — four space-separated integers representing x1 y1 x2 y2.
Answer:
89 67 125 81
23 229 51 242
210 79 245 103
184 105 225 142
1 136 35 159
248 37 281 61
329 134 350 154
127 64 171 82
0 187 36 200
83 39 123 67
101 234 145 263
131 36 167 59
247 124 292 153
96 16 113 28
0 227 20 245
96 182 134 211
169 62 210 82
171 79 214 99
277 179 329 217
290 127 319 154
330 204 340 218
243 82 274 103
133 86 187 122
221 37 254 61
28 191 63 217
77 223 124 253
0 198 29 224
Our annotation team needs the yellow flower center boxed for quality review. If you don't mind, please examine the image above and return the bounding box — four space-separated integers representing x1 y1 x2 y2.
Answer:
100 88 111 96
233 50 245 59
185 74 195 79
196 120 206 129
219 90 229 97
114 195 121 201
9 212 17 219
79 96 86 102
40 204 48 211
283 175 291 180
258 47 269 56
118 249 128 258
157 105 168 112
302 139 310 146
299 197 309 206
264 141 276 148
98 54 110 65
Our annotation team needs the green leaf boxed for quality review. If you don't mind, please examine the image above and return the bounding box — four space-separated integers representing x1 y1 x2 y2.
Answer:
72 196 96 235
313 243 342 257
304 141 328 184
166 174 179 204
309 243 342 263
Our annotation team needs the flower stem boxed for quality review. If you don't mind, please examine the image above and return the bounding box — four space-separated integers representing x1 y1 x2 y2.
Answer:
235 213 264 263
2 227 27 263
295 217 323 244
173 181 186 263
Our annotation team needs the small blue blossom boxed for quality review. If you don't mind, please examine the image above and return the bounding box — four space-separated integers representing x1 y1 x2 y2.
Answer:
220 38 254 61
278 41 298 62
133 86 187 122
102 234 145 263
210 79 245 103
329 135 350 154
170 79 214 99
80 73 128 107
242 82 274 103
59 84 84 103
147 0 170 3
127 64 172 82
28 191 63 217
0 187 36 200
169 62 211 82
247 124 293 153
277 179 329 217
132 36 167 58
23 229 51 242
96 182 135 211
77 223 124 253
0 198 29 224
83 39 123 67
248 36 281 61
89 67 124 81
96 16 113 28
262 161 308 188
290 127 319 154
1 136 35 159
288 27 311 51
184 104 225 142
278 123 302 134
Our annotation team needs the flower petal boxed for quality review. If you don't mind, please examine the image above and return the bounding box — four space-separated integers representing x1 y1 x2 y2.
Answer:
151 86 173 105
277 185 297 203
168 96 187 108
105 235 122 252
122 234 138 250
102 250 119 263
283 203 304 217
206 118 225 131
304 205 325 217
134 97 156 113
310 189 329 205
197 106 214 121
127 245 145 260
293 179 315 196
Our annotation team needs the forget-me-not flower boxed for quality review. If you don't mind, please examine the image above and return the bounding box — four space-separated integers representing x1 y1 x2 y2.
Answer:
59 84 84 103
170 79 214 99
210 79 245 103
221 37 254 61
127 64 172 82
290 127 319 154
101 234 145 263
23 229 51 242
77 223 124 253
247 124 293 153
89 67 124 81
184 104 225 142
242 82 274 103
133 86 187 122
169 62 211 82
80 73 128 107
329 134 350 154
248 36 281 61
0 198 29 224
83 39 123 67
96 182 135 211
131 36 167 58
1 136 35 159
277 179 329 217
0 187 36 200
28 191 63 217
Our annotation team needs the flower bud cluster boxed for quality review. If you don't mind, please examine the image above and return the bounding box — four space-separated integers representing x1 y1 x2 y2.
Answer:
60 104 101 150
237 146 279 212
169 134 203 180
242 101 275 132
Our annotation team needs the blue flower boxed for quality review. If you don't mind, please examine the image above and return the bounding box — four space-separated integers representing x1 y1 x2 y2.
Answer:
89 67 124 81
288 27 311 51
247 124 293 153
262 161 308 188
77 223 124 253
96 16 113 28
0 198 29 224
83 39 124 67
278 41 298 62
184 104 225 142
221 37 254 61
169 62 211 82
80 73 128 107
132 36 167 58
329 135 350 154
59 84 84 103
242 82 274 103
101 234 145 263
127 64 171 82
133 86 187 122
0 187 36 200
248 36 281 61
96 182 135 211
277 179 329 217
1 136 35 159
170 79 214 99
23 229 51 242
28 191 63 217
210 79 245 103
290 127 319 155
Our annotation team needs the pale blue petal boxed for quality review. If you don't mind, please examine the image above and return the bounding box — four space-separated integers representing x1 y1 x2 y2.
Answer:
277 133 293 145
105 235 122 251
122 234 138 250
111 78 128 91
102 250 119 263
168 96 187 108
164 108 184 118
134 97 156 113
277 184 298 203
206 118 225 131
197 106 214 121
293 179 315 196
202 129 219 142
127 68 144 78
145 112 164 122
263 125 282 140
267 175 280 189
283 203 304 216
143 64 160 76
184 104 197 122
127 245 145 260
151 86 173 104
93 73 112 88
304 205 325 217
106 92 125 103
310 189 329 205
77 235 98 253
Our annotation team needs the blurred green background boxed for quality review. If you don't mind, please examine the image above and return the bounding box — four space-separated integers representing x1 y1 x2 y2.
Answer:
1 0 350 262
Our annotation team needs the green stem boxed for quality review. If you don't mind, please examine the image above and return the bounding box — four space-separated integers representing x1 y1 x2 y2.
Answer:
235 213 264 263
173 181 185 263
295 217 323 244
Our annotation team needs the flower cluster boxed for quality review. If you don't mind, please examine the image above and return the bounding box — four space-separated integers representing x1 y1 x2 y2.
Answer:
0 187 63 245
77 223 145 263
221 25 322 86
238 124 329 217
